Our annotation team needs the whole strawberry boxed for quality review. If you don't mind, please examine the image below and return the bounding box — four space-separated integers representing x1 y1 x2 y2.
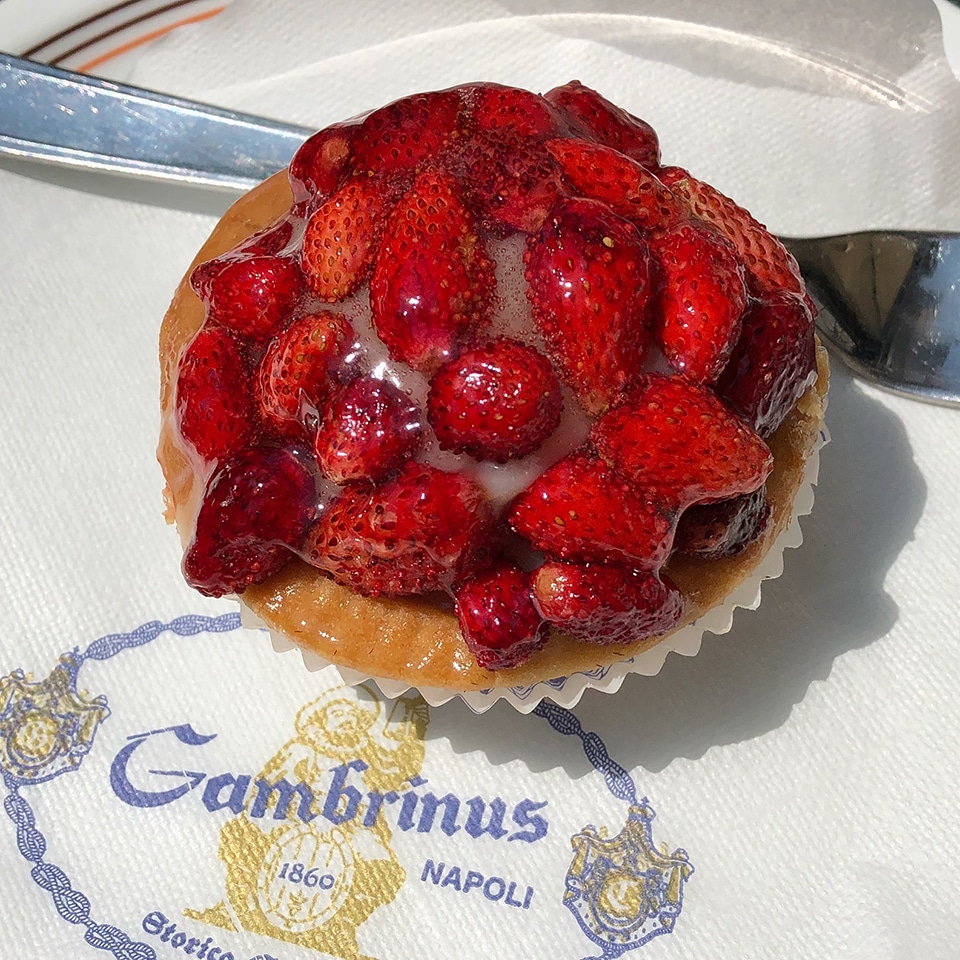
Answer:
454 85 567 233
184 446 317 597
591 375 773 508
301 175 389 301
469 82 566 139
533 560 683 646
455 562 548 670
304 462 496 597
191 218 295 291
190 222 298 302
176 326 256 462
650 220 748 384
371 171 494 372
545 80 661 169
288 124 354 204
256 311 354 438
715 292 818 437
456 125 564 235
197 253 304 343
315 377 423 483
660 166 806 300
545 139 683 231
525 196 655 414
427 338 562 462
351 89 465 179
509 452 676 570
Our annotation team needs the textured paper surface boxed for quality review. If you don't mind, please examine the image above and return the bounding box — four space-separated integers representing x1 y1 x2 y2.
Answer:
2 2 960 958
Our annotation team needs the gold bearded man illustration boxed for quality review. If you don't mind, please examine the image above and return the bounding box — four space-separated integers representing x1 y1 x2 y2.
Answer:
186 683 429 960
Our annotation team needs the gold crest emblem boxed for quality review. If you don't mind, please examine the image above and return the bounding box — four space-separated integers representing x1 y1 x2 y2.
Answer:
186 682 428 960
564 801 693 954
0 662 109 783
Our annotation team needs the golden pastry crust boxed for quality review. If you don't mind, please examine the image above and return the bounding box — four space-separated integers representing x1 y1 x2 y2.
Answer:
158 171 829 691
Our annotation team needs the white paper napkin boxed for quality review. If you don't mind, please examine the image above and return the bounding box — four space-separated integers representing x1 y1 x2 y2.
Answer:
128 0 960 235
2 3 960 959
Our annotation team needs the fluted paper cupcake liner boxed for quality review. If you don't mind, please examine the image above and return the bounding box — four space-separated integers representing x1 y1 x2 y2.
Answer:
242 423 828 714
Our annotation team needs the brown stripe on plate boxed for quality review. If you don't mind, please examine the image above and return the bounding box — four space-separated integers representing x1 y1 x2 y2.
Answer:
21 0 207 62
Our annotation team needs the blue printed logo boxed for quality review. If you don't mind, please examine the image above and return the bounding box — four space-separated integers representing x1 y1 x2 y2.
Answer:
1 615 694 960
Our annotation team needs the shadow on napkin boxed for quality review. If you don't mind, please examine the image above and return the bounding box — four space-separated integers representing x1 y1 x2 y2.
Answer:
0 158 238 220
434 370 925 777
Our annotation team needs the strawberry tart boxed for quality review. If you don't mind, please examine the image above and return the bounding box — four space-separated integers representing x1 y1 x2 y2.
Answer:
158 81 828 692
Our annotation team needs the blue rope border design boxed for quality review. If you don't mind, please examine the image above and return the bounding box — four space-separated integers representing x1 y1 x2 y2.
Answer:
533 701 638 805
3 613 240 960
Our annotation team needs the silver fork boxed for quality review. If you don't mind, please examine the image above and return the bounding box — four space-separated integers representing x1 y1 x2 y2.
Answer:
1 53 957 406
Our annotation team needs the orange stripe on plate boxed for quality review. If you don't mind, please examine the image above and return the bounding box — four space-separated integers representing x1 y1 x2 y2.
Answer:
76 4 227 73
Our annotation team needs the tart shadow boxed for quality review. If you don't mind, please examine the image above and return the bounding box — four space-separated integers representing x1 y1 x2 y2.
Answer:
429 369 925 777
